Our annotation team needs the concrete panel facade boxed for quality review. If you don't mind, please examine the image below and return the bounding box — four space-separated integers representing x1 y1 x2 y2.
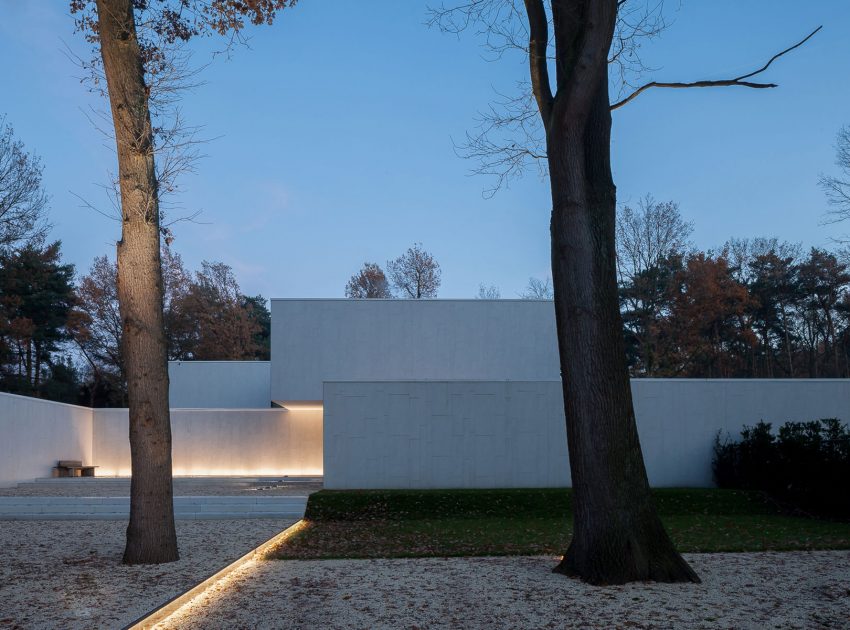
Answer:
168 361 271 408
93 407 323 477
632 378 850 486
0 393 93 487
324 379 850 489
271 299 559 403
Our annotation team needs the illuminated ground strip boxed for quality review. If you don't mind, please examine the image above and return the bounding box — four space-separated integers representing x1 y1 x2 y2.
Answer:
125 520 307 630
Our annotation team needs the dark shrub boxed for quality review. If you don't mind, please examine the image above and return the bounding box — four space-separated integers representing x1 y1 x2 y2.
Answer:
713 418 850 519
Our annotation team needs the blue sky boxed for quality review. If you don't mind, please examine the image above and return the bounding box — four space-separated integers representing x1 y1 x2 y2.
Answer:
1 1 848 299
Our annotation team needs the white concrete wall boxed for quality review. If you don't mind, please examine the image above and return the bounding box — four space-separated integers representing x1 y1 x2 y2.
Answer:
0 393 321 486
93 408 323 476
632 379 850 486
271 299 559 402
323 379 850 489
0 393 93 487
168 361 271 408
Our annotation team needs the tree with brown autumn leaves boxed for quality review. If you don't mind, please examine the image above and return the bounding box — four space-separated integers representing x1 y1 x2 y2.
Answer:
71 249 265 407
70 0 295 564
345 262 393 298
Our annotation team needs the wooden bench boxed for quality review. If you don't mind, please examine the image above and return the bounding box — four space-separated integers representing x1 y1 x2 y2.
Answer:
52 460 98 478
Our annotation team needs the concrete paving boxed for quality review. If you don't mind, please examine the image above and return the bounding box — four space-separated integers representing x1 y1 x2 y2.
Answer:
0 475 323 497
0 495 308 520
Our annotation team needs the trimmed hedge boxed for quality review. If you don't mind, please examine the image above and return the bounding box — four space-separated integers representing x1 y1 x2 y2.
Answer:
714 419 850 518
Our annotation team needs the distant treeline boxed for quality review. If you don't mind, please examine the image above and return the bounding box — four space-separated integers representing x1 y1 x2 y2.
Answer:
0 241 269 407
618 199 850 378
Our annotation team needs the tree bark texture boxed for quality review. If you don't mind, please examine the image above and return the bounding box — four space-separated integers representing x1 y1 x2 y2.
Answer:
529 0 699 584
95 0 178 564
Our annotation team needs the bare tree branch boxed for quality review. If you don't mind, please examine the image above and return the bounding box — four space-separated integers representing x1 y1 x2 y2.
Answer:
67 42 211 235
429 0 674 193
610 25 821 111
608 0 668 99
519 276 553 299
523 0 553 128
0 117 51 249
433 3 817 196
819 125 850 233
455 82 547 197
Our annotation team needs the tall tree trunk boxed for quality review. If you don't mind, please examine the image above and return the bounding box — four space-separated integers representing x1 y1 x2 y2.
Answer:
25 340 32 386
34 343 41 389
537 0 698 585
95 0 178 564
548 72 697 585
780 305 794 376
826 309 840 376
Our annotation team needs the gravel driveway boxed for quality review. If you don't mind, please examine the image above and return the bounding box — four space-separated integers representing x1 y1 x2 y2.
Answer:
0 518 295 629
156 551 850 629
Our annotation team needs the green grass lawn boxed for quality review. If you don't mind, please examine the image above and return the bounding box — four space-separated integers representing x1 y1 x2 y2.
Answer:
266 488 850 560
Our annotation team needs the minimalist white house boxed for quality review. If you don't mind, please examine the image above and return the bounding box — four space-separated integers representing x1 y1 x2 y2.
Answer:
167 299 850 489
3 298 850 488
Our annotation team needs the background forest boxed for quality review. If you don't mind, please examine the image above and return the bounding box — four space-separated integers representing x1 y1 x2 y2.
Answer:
0 117 270 405
2 112 850 407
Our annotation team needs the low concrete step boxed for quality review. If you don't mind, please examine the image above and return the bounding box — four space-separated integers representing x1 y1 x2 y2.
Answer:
27 475 322 485
0 496 308 520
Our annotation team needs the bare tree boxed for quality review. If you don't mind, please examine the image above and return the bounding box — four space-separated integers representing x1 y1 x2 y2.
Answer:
820 125 850 237
430 0 670 195
722 236 801 283
519 276 553 299
345 262 393 298
432 0 818 584
71 255 125 403
616 197 691 376
0 117 50 250
71 0 294 565
476 283 501 299
387 243 442 299
616 196 693 285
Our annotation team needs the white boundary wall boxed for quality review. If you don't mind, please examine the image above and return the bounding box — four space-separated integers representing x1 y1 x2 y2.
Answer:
93 408 322 476
5 378 850 488
0 393 93 487
0 392 321 486
323 379 850 489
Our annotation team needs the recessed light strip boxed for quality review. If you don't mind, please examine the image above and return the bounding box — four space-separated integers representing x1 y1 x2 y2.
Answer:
124 519 307 629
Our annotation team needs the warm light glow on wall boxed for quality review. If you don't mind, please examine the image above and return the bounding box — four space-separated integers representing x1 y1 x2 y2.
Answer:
94 468 323 478
170 467 324 477
277 401 324 412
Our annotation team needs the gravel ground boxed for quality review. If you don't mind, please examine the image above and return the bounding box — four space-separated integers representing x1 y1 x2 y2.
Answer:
157 552 850 629
0 518 296 629
0 479 323 497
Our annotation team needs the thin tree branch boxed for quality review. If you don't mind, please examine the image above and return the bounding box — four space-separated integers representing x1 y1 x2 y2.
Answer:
610 25 822 111
522 0 553 129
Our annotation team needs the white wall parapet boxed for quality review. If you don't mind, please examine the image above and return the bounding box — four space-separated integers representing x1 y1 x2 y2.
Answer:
271 298 559 403
168 360 271 409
